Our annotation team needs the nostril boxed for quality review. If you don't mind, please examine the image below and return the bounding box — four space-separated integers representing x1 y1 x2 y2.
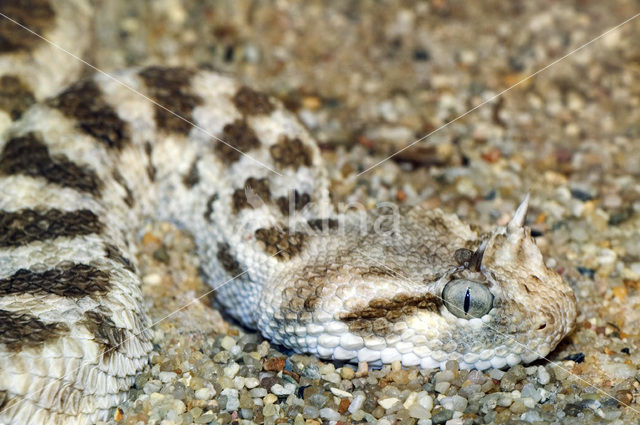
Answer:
537 323 547 330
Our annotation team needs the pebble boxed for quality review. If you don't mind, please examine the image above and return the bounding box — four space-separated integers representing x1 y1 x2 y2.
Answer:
244 377 259 389
223 362 240 378
378 397 401 409
537 366 551 385
435 382 451 393
319 407 341 421
194 387 213 400
158 371 177 383
330 387 353 398
440 395 468 412
220 336 236 350
434 370 455 383
348 394 366 413
303 405 319 418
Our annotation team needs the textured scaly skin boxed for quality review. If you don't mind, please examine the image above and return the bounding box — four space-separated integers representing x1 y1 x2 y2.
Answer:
0 1 577 423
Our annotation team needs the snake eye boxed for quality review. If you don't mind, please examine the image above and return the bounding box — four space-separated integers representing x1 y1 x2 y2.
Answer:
442 279 494 319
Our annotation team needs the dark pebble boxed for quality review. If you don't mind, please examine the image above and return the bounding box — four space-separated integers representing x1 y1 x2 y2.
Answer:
243 342 257 353
563 352 585 363
431 407 454 424
576 266 595 279
260 376 279 392
621 347 630 354
570 188 594 202
413 48 430 61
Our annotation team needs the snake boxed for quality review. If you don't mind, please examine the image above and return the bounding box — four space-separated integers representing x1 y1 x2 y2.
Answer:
0 0 577 424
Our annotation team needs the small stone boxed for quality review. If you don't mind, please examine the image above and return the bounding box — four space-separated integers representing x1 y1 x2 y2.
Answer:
250 387 267 398
378 397 400 409
309 393 328 408
408 404 431 419
143 380 161 394
319 407 341 421
468 370 487 384
158 371 177 383
431 408 454 424
303 405 319 418
262 403 276 417
263 357 286 372
220 336 236 350
435 382 450 393
537 366 551 385
440 395 468 412
323 372 341 384
194 387 213 400
303 364 321 379
340 367 355 380
330 387 352 398
263 393 278 404
488 369 505 380
348 394 366 413
223 362 240 378
244 377 260 389
521 383 542 403
195 412 215 423
500 365 526 391
434 370 455 383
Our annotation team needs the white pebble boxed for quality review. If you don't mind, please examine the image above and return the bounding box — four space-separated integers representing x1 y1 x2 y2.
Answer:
378 397 400 409
330 387 352 398
220 336 236 350
537 366 551 385
244 377 260 389
319 407 341 421
348 394 365 413
158 371 177 383
195 387 213 400
223 362 240 378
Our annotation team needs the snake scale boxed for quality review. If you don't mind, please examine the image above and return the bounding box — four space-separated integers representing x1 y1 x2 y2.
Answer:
0 1 577 424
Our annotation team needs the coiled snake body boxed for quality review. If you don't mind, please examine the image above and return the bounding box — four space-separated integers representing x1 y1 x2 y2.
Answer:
0 1 576 423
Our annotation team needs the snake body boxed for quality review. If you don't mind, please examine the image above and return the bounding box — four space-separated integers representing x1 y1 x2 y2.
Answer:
0 1 577 424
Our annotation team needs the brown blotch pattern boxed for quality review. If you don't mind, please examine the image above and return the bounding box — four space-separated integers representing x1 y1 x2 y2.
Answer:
139 66 202 134
48 80 130 150
215 119 260 163
339 293 441 336
0 132 102 196
269 136 312 169
144 141 156 181
255 227 305 261
307 218 339 232
0 208 103 247
0 309 68 351
104 243 135 273
0 263 110 297
0 0 55 52
182 160 199 188
232 86 274 116
276 190 311 216
216 243 244 276
203 193 219 222
232 177 270 212
111 170 135 207
84 310 128 356
0 75 35 119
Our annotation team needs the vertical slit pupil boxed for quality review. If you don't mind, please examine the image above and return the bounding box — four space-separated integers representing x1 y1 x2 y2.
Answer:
464 287 471 314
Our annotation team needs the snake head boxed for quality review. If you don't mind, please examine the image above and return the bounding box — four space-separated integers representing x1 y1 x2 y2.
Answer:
438 194 577 369
257 195 577 371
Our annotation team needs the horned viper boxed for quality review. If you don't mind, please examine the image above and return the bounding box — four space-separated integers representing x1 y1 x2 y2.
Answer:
0 1 577 424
